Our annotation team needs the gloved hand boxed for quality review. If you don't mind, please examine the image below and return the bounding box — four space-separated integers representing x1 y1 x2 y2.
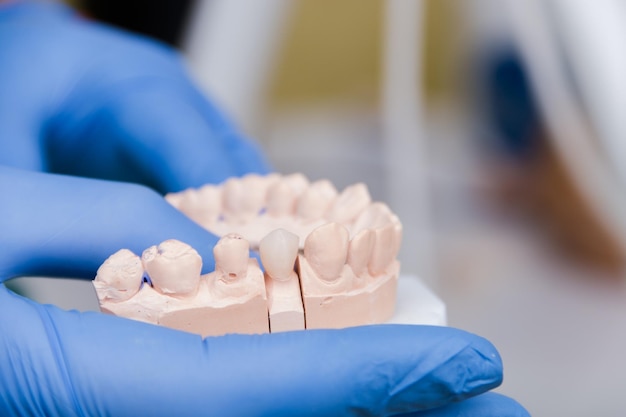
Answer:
0 2 529 416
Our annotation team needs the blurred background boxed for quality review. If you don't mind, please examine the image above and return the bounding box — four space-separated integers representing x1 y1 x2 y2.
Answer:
12 0 626 415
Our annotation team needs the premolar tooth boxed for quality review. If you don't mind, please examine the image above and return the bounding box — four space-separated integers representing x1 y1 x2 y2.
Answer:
213 233 250 281
142 240 202 298
176 185 221 225
259 229 299 281
352 202 394 232
238 173 271 218
196 184 222 220
392 221 403 259
368 224 396 276
266 181 296 217
283 173 309 196
347 229 375 276
296 179 338 221
303 223 349 282
222 177 247 222
93 249 143 302
222 174 272 221
326 183 371 224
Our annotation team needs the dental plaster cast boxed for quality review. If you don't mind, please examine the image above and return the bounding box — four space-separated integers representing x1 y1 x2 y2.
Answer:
298 215 401 329
260 229 305 332
167 173 352 249
94 173 402 336
93 237 269 337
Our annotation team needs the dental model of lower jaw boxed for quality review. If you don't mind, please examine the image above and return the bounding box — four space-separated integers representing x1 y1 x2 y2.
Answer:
93 238 269 337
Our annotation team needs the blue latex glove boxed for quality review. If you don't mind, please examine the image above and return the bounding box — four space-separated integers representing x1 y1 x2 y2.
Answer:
0 2 529 416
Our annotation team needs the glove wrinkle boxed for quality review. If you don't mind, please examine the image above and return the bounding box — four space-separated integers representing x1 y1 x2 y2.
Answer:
0 287 81 416
377 332 502 416
36 303 85 417
395 392 531 417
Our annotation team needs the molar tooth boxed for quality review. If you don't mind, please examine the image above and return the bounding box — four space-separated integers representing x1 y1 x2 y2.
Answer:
213 233 250 281
303 223 349 282
164 191 185 209
347 229 375 277
93 249 143 302
259 229 299 282
170 189 199 216
296 179 338 221
266 181 296 217
142 240 202 298
368 224 396 276
326 183 371 224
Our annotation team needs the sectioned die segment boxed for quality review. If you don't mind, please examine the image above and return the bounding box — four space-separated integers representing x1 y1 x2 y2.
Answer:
260 229 305 333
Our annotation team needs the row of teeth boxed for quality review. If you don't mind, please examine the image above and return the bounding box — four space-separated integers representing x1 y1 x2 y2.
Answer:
165 173 397 237
94 220 401 304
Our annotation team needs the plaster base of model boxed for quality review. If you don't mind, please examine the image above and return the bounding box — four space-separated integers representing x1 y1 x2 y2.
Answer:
298 256 399 329
101 273 269 337
94 240 269 338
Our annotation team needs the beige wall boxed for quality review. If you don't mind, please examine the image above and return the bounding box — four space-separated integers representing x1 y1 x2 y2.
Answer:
268 0 465 107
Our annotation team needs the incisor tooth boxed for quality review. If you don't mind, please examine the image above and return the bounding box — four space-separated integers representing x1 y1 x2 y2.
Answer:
266 181 296 217
347 229 375 277
259 229 299 281
326 183 371 224
296 180 338 221
303 223 349 282
142 240 202 298
368 224 396 276
213 233 250 281
93 249 143 302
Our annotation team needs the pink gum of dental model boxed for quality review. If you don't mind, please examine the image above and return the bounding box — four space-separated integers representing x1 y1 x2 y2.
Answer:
93 173 402 336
